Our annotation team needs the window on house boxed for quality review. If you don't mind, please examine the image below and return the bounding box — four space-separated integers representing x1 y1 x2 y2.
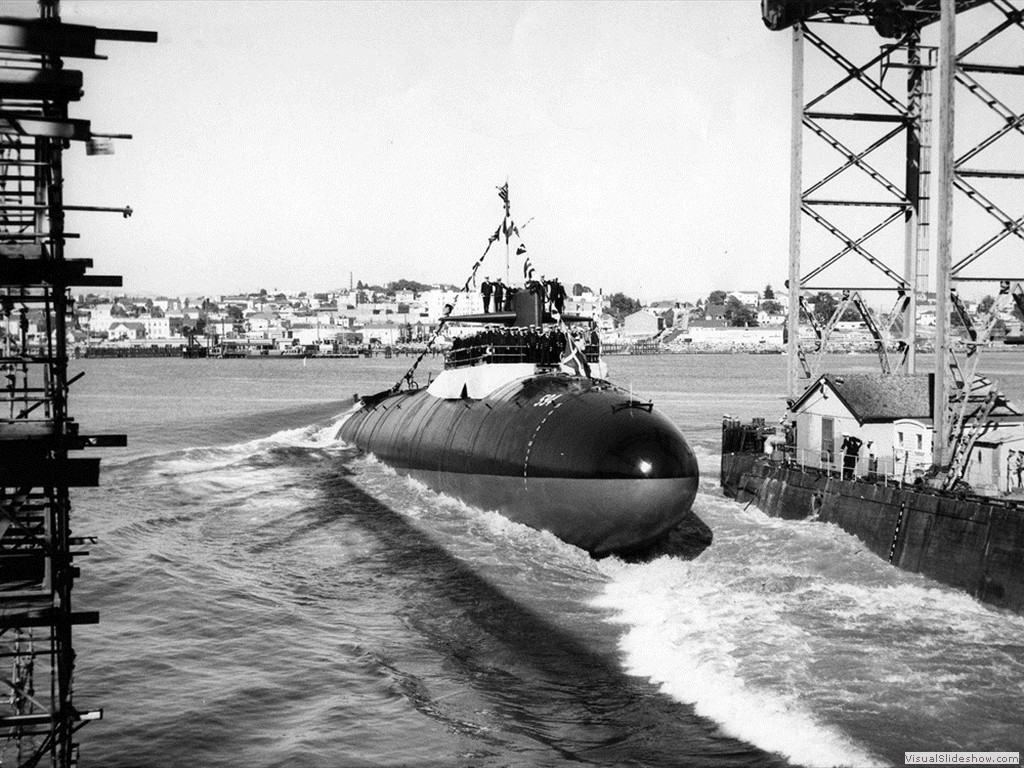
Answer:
898 431 904 446
916 434 923 450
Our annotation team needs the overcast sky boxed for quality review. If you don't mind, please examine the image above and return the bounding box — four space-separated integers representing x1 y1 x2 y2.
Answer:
24 1 1017 303
28 0 787 301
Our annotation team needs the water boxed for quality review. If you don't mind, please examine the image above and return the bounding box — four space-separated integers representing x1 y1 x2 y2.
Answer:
61 354 1024 767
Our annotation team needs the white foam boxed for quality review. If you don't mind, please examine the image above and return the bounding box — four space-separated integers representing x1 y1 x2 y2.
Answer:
595 557 887 768
330 403 365 444
347 454 600 574
151 411 355 480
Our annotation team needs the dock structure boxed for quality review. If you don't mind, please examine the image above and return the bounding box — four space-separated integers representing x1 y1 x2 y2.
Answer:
0 3 155 766
769 0 1024 488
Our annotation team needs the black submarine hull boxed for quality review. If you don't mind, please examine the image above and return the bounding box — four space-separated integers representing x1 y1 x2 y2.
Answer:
337 372 700 555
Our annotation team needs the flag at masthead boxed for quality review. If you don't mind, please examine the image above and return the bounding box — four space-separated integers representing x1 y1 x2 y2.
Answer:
498 182 511 282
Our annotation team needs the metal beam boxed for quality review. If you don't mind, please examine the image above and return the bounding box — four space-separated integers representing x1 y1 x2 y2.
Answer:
933 0 957 469
787 23 804 401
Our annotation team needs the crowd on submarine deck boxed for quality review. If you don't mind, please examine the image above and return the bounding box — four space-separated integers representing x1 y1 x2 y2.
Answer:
445 274 597 368
447 324 600 368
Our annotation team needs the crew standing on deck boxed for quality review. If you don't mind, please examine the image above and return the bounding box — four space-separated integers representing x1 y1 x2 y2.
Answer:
493 279 505 314
481 277 493 313
840 433 862 480
543 277 565 315
551 278 566 314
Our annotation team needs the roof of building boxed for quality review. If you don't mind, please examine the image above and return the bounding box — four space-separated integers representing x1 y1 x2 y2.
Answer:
792 372 1024 425
824 374 931 422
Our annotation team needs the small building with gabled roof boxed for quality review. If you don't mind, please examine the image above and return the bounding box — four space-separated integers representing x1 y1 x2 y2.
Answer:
789 372 1024 487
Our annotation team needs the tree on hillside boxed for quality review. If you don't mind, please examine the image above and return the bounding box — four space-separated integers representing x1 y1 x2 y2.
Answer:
811 292 838 325
724 295 758 327
707 289 728 305
389 279 433 294
762 299 783 315
572 282 593 296
763 284 775 301
607 292 641 321
978 295 995 314
809 293 862 324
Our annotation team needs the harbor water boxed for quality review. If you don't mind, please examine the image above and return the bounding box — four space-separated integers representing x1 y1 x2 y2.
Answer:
66 354 1024 767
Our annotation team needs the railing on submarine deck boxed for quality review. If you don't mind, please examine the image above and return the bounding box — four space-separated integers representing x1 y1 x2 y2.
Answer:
446 330 600 369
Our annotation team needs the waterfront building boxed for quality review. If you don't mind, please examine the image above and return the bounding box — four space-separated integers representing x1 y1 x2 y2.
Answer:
358 324 401 346
788 373 1024 492
729 290 761 307
622 309 665 339
86 302 116 333
143 315 171 339
108 321 146 341
245 312 275 334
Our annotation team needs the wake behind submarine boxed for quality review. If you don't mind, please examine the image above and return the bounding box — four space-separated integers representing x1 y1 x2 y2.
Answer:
337 191 701 556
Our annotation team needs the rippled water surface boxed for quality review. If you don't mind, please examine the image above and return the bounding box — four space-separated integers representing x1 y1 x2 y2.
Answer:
64 354 1024 767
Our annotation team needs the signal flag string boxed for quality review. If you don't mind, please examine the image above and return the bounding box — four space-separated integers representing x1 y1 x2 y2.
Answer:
389 217 511 394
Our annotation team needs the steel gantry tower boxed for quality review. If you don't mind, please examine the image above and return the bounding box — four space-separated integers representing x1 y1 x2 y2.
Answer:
0 3 155 766
768 0 1024 484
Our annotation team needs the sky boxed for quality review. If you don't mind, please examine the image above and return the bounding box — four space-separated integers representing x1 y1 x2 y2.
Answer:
14 1 1021 303
25 0 788 302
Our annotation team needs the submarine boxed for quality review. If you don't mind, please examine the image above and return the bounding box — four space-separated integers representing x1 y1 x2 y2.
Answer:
337 196 700 556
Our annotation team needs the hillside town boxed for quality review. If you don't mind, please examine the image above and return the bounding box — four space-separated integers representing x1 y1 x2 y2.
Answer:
3 280 1022 358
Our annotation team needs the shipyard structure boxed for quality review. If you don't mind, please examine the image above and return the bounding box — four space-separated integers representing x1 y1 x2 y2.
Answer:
723 0 1024 613
0 4 155 766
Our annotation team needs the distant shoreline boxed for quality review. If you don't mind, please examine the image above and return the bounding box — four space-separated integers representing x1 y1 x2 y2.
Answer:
69 341 1022 360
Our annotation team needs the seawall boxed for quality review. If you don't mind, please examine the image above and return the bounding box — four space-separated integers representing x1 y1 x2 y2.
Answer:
721 453 1024 614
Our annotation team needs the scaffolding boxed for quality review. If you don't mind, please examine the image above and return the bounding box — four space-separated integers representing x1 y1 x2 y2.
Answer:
770 0 1024 485
0 3 155 766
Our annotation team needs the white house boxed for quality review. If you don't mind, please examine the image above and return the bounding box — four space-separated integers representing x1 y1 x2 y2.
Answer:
729 290 760 307
891 417 933 482
143 315 171 339
246 312 275 334
422 288 483 320
288 323 323 346
359 324 401 345
86 303 115 333
756 309 785 325
107 321 146 341
789 372 1024 490
622 309 663 339
563 293 602 320
789 373 933 477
